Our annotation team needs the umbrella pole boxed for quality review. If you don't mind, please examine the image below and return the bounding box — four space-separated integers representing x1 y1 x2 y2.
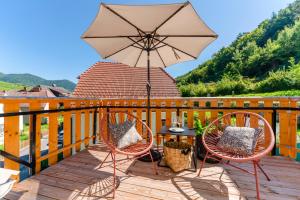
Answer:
138 36 161 162
147 49 150 128
146 35 151 128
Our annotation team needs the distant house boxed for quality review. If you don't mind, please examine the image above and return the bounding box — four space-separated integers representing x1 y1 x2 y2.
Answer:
0 85 71 134
4 84 71 97
73 62 180 99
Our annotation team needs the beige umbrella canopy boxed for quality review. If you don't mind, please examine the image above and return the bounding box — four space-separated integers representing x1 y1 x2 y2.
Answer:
82 1 217 132
82 1 217 68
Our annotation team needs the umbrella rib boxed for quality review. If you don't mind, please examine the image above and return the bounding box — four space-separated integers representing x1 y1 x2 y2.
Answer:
103 4 146 35
152 37 197 59
138 30 147 47
155 44 167 49
150 36 168 50
132 45 143 50
151 1 189 34
127 37 144 49
149 30 157 49
104 37 145 59
158 34 218 38
155 49 167 68
82 35 140 39
134 48 144 67
82 34 217 39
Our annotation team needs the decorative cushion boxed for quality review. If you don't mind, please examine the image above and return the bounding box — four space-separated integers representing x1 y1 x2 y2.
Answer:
216 126 262 156
109 120 142 149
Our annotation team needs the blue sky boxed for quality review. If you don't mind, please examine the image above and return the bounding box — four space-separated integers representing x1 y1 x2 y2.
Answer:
0 0 295 83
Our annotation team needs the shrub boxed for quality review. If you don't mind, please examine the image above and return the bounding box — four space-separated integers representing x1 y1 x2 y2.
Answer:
256 70 299 92
215 75 253 95
179 83 209 97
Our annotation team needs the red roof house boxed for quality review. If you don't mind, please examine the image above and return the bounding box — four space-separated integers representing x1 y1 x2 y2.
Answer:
4 85 71 97
73 62 180 99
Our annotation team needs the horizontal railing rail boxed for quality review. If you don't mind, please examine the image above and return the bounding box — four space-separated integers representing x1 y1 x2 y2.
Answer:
0 97 299 180
1 106 300 118
0 150 31 168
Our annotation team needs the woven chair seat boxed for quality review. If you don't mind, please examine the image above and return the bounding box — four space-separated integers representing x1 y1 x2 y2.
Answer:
202 112 274 162
121 142 150 154
205 129 266 161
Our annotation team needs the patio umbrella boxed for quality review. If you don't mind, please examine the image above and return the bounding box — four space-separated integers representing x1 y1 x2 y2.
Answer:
82 1 217 159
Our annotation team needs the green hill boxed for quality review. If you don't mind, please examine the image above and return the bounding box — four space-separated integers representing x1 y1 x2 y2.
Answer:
177 0 300 97
0 81 26 91
0 73 76 91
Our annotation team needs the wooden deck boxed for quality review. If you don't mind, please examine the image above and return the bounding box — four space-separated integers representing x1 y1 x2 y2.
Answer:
4 144 300 200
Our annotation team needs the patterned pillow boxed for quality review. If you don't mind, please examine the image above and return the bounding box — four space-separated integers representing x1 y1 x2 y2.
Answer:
109 121 142 149
216 126 262 156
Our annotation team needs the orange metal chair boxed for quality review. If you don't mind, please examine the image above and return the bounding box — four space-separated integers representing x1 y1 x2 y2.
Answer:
197 112 275 200
99 110 157 198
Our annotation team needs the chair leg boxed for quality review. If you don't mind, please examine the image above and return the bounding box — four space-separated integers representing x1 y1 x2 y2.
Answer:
149 150 158 175
253 161 260 200
256 162 271 181
197 151 208 177
112 152 116 198
99 151 111 168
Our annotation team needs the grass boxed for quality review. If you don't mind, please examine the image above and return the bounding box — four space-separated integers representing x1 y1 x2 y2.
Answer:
23 124 49 133
0 81 26 91
20 134 29 141
41 124 49 132
0 144 3 151
227 90 300 97
20 123 49 142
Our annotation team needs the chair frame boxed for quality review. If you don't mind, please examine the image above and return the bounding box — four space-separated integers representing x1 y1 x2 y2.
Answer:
197 111 275 200
99 110 157 198
0 168 19 199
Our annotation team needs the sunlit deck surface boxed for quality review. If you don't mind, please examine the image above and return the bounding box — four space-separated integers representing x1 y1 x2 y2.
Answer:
5 143 300 200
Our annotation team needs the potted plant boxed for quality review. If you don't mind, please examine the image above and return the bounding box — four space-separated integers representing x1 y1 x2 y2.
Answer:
194 118 219 163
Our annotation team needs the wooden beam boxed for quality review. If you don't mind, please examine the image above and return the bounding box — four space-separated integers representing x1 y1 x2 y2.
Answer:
3 102 20 181
75 103 82 152
48 102 58 165
29 102 41 174
63 101 71 158
279 99 289 157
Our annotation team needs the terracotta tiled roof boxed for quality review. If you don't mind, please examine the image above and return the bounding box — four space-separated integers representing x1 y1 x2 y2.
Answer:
73 62 180 99
30 85 71 97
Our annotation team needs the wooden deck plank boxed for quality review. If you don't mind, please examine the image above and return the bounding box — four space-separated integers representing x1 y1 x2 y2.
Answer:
5 144 300 200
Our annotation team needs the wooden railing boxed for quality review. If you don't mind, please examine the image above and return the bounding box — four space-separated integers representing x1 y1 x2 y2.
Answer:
0 97 299 180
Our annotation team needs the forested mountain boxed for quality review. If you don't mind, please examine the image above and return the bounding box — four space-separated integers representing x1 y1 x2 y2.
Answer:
177 0 300 96
0 73 76 91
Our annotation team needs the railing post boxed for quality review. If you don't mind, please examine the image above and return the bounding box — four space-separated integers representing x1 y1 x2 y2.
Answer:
49 102 58 165
176 108 180 117
271 109 277 155
29 102 41 173
29 114 37 175
63 109 72 158
93 108 97 144
3 102 20 180
84 108 90 147
289 99 297 158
